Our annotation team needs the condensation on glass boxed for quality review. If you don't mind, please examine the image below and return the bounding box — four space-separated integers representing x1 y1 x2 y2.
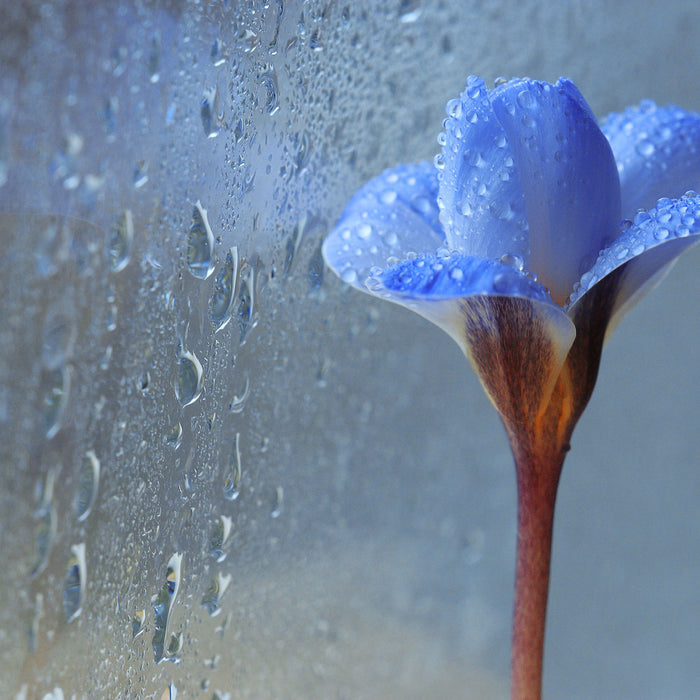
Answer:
1 2 699 698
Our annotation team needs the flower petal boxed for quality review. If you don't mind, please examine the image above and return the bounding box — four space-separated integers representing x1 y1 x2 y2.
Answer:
438 76 529 263
601 101 700 214
322 162 443 291
373 252 576 425
567 192 700 338
489 78 622 305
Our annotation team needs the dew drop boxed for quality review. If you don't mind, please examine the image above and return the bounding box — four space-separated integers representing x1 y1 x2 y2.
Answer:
654 227 670 241
209 246 239 332
450 267 464 281
517 90 536 109
75 450 100 522
187 201 215 280
175 350 203 407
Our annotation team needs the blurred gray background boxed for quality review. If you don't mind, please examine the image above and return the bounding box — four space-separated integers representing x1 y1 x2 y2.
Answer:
1 1 698 698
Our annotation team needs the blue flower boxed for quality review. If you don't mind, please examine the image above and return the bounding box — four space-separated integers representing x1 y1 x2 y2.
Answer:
322 76 700 698
323 76 700 458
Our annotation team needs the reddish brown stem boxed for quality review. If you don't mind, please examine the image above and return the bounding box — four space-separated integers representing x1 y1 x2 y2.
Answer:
509 449 564 700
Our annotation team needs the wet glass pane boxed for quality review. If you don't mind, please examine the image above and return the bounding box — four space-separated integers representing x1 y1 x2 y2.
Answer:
1 2 699 697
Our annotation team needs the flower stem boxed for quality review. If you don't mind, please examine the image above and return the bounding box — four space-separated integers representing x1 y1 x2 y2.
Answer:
510 449 563 700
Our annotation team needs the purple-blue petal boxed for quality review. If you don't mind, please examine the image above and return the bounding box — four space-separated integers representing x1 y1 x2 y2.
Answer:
374 250 552 303
601 101 700 215
489 78 622 305
438 76 529 263
322 162 444 291
567 191 700 332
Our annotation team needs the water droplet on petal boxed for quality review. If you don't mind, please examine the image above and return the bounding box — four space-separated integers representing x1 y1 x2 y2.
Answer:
500 253 524 271
516 89 535 109
636 140 655 157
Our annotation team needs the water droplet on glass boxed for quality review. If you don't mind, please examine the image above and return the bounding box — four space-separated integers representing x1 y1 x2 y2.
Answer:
148 35 160 83
229 375 250 414
108 210 133 272
175 350 203 407
152 552 183 664
201 573 232 617
31 470 56 578
500 253 524 271
165 421 183 449
42 366 70 440
64 543 86 622
261 66 280 115
187 201 215 280
201 87 220 138
209 515 233 562
167 632 183 658
209 246 239 332
236 264 258 344
211 38 227 66
132 609 145 638
223 433 242 500
133 161 149 188
75 450 100 522
271 485 284 519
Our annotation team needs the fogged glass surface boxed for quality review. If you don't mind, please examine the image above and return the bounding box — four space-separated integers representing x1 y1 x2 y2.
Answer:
1 2 698 697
